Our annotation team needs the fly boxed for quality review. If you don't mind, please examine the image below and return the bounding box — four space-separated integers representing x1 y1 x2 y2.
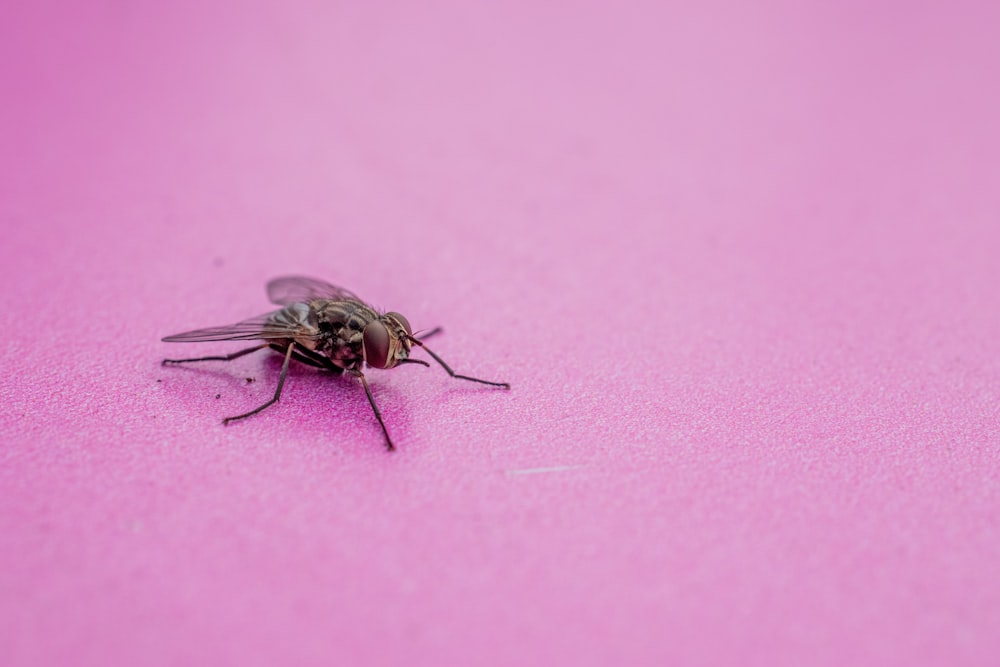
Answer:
161 276 510 451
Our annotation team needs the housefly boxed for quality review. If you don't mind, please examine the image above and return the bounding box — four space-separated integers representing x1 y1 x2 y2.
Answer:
161 276 509 451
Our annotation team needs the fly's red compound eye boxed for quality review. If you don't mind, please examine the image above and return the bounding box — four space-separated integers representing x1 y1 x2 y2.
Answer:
387 312 412 336
363 320 390 369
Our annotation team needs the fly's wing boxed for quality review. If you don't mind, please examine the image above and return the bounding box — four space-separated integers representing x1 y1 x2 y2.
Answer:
266 276 361 306
162 306 319 343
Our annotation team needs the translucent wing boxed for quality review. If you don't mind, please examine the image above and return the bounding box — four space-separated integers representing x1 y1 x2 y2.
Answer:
266 275 361 306
162 305 319 343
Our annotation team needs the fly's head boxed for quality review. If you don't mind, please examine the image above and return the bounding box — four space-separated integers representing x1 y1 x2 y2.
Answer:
362 312 413 369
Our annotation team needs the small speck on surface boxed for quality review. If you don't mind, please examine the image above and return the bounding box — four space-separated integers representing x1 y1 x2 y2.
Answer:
505 465 583 476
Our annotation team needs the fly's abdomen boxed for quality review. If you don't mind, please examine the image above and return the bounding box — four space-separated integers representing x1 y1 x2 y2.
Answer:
265 302 320 349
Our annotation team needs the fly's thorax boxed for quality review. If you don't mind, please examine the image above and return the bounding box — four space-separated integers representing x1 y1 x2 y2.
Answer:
312 299 378 331
362 312 413 369
307 299 372 348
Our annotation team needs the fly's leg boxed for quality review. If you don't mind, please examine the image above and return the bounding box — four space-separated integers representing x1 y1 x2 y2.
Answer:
408 339 510 389
288 345 343 373
396 358 430 368
162 344 269 365
350 370 395 451
417 327 443 341
223 343 296 424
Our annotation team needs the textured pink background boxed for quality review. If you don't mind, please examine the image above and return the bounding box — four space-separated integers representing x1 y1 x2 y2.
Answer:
2 1 999 665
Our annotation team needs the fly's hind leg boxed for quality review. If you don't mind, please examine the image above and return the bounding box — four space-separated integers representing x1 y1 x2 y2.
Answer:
162 343 269 365
223 343 297 424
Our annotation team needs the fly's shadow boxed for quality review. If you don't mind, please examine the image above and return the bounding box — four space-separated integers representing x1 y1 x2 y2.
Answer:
160 349 416 444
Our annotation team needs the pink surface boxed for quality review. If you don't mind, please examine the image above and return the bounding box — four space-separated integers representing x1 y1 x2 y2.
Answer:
2 1 1000 665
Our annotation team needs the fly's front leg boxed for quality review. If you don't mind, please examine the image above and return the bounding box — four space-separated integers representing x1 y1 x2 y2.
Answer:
162 344 269 366
223 343 296 424
416 327 443 341
350 370 395 451
408 339 510 389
